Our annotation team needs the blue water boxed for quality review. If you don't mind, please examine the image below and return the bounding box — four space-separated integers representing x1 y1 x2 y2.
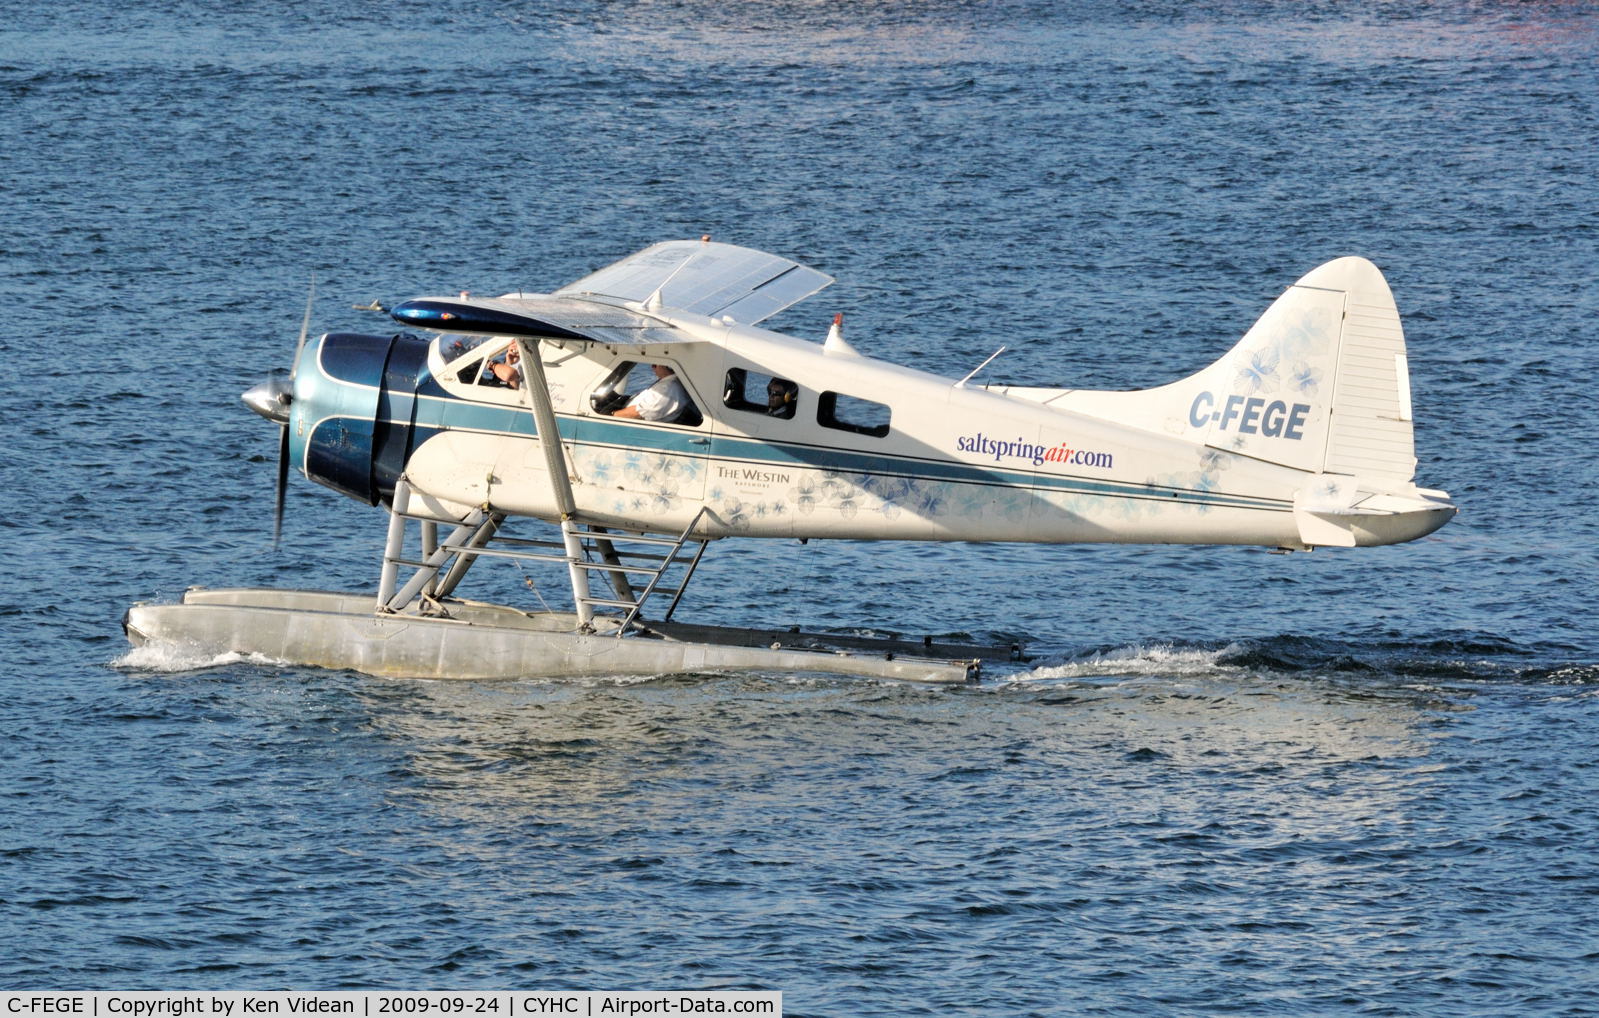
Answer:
4 2 1598 1013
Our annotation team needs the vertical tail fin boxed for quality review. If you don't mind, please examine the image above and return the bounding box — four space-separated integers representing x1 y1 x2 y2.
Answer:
1064 257 1419 490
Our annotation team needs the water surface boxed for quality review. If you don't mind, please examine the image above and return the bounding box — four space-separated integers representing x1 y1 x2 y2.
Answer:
3 2 1597 1014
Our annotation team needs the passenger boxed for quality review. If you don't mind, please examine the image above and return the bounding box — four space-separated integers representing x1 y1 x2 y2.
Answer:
610 364 691 422
766 379 797 418
488 344 522 389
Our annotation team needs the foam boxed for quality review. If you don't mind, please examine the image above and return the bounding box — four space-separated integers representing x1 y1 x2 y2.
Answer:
1014 641 1249 683
111 641 285 674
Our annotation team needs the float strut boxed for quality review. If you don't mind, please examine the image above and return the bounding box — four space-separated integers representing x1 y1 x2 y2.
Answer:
376 477 411 609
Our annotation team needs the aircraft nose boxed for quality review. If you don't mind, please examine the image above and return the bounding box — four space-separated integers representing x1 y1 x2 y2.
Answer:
242 371 293 423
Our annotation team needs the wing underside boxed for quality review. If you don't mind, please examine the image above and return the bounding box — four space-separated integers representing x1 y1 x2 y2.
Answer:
390 295 684 345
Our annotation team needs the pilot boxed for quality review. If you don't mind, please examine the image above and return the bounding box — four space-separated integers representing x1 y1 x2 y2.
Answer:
610 364 691 422
766 378 797 418
488 343 523 389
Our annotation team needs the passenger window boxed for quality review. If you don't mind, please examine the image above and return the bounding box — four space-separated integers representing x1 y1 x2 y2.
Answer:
818 391 890 438
723 368 798 420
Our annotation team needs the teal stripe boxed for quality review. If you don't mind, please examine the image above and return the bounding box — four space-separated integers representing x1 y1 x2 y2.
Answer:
410 398 1288 513
699 431 1286 511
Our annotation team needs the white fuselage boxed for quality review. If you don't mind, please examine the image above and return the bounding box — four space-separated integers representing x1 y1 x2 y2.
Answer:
386 306 1444 550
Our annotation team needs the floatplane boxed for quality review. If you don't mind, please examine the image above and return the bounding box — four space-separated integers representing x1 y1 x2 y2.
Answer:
124 239 1454 683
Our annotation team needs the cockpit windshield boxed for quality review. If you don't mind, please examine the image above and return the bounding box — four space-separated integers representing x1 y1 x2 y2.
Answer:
440 334 490 366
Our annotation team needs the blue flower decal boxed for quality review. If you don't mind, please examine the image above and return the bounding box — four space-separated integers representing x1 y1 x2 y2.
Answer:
1289 362 1323 394
1236 346 1281 394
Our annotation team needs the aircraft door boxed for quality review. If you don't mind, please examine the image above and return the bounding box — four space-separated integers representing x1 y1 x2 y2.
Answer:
570 357 710 529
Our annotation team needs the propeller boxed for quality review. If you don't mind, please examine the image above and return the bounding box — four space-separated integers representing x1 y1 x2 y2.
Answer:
241 275 314 546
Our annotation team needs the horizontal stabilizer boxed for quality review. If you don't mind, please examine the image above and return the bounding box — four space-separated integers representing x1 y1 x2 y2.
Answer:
1290 476 1455 548
557 240 833 324
1293 475 1360 547
390 295 685 345
1293 510 1358 548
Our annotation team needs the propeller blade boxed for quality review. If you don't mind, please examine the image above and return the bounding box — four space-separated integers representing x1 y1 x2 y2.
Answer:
291 273 315 378
259 275 314 547
274 422 290 547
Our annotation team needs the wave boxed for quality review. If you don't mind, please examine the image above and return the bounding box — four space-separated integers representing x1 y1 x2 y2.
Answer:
1019 641 1247 683
110 641 286 674
1012 634 1599 689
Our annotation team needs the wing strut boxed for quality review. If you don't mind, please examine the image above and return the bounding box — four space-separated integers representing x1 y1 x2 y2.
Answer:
514 338 597 629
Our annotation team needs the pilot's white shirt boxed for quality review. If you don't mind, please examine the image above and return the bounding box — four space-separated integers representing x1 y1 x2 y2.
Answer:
630 375 689 422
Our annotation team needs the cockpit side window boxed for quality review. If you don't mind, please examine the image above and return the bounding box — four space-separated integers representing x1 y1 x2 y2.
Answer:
590 361 639 415
723 368 798 420
590 360 701 426
439 335 521 388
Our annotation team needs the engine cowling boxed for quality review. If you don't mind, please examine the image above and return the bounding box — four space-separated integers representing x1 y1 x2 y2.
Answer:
289 331 432 506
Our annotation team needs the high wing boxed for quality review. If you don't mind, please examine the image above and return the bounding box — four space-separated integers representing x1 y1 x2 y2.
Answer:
390 240 833 342
555 239 833 324
389 294 683 345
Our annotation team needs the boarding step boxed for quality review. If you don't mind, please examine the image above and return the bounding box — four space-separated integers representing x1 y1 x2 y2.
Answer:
569 509 711 635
